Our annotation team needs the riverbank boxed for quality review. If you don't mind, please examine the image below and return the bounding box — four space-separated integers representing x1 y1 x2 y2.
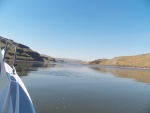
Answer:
0 37 56 62
89 53 150 69
88 64 150 70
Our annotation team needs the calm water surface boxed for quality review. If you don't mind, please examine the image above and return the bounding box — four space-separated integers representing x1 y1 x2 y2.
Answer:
15 62 150 113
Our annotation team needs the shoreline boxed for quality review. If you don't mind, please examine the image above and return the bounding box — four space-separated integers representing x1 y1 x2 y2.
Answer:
6 60 45 63
5 59 150 70
88 64 150 70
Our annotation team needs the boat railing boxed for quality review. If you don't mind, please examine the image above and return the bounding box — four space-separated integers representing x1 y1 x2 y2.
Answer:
0 37 17 74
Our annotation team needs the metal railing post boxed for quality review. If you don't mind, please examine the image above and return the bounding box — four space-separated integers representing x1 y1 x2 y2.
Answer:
0 37 17 74
3 42 9 61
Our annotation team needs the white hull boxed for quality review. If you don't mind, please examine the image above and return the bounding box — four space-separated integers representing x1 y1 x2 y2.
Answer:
0 45 36 113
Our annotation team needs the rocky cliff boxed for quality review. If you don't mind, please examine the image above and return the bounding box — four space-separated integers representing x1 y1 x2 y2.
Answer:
0 36 56 62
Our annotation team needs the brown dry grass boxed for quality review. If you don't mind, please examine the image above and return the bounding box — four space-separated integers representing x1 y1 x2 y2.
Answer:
90 54 150 68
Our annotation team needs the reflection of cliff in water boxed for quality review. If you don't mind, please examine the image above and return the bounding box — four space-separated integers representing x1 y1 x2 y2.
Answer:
6 61 56 76
91 67 150 84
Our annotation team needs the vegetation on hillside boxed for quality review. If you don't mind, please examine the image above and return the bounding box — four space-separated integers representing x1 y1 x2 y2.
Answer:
0 36 56 62
89 54 150 68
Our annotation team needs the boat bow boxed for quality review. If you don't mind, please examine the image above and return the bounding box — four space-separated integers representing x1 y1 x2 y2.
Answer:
0 38 36 113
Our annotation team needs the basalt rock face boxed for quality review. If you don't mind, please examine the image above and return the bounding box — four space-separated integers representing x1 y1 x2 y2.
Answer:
18 44 30 49
0 36 56 62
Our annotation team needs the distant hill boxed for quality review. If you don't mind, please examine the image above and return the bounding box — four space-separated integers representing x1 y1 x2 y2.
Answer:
40 54 56 62
56 58 87 64
0 36 56 62
89 54 150 68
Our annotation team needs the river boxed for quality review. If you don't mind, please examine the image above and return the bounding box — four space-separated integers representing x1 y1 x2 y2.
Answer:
15 62 150 113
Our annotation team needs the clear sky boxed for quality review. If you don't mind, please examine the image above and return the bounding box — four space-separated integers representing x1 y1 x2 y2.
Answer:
0 0 150 61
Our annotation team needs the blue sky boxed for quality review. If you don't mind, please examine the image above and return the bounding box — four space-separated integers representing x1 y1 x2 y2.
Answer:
0 0 150 61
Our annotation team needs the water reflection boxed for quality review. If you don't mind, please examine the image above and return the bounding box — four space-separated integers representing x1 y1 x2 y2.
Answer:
8 62 150 113
6 61 150 84
6 61 56 76
91 66 150 84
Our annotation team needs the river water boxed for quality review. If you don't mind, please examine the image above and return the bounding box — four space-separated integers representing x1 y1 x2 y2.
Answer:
15 62 150 113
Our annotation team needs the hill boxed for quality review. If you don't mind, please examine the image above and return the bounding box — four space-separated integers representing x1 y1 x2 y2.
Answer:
89 54 150 68
0 36 56 62
55 58 87 64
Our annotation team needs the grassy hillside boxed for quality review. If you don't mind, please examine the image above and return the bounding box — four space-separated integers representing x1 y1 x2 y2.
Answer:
0 36 56 62
89 54 150 68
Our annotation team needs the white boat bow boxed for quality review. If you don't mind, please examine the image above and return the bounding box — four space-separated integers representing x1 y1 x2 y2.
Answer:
0 38 36 113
